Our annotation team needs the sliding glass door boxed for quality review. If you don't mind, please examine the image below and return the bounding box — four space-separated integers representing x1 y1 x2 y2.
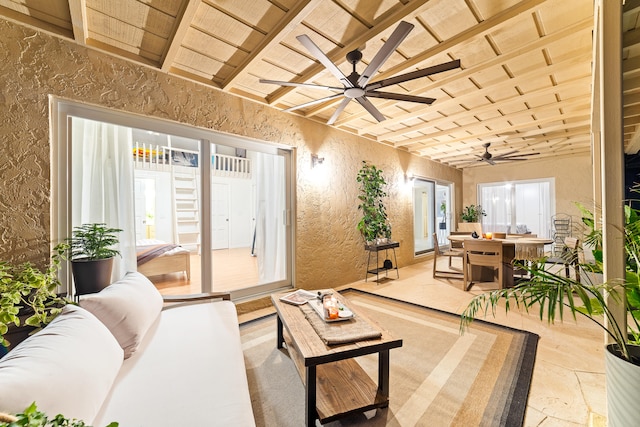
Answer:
413 178 452 255
52 99 293 299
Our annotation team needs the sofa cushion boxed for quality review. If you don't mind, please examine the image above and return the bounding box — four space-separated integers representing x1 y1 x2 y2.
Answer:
92 300 256 427
0 305 123 422
80 271 163 358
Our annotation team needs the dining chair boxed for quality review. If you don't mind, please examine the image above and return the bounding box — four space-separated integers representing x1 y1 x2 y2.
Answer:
432 233 464 279
544 237 581 282
463 239 504 291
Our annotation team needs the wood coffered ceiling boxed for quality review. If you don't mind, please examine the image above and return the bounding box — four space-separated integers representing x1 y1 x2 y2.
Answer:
3 0 639 168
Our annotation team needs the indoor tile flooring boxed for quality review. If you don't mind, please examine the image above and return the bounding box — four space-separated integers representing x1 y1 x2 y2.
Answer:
339 257 607 427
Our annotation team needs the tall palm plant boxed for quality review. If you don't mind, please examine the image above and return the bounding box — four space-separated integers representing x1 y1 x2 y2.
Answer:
460 202 640 364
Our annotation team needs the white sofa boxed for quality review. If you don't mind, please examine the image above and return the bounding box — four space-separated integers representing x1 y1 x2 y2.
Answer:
0 272 256 426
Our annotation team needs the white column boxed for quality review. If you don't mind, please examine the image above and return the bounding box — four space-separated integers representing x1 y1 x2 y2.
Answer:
598 0 626 342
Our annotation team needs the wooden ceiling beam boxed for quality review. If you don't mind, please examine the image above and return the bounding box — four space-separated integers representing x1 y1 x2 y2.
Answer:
443 143 591 167
336 16 593 128
395 97 590 148
425 127 590 162
410 107 590 153
221 0 323 90
68 0 87 44
374 71 591 141
160 1 201 72
308 0 553 124
265 0 439 104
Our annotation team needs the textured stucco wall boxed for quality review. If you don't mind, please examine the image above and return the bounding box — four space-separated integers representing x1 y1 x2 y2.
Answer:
462 153 594 228
0 18 462 288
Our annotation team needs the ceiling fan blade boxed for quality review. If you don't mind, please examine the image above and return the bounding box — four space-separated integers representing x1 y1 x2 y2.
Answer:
327 97 352 125
493 152 540 160
296 35 354 88
259 79 343 91
492 149 519 158
357 21 414 87
355 96 386 122
284 93 344 112
366 59 461 91
365 91 435 104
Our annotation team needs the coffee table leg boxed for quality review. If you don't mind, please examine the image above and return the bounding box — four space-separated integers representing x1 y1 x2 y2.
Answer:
305 365 317 427
378 349 390 406
276 315 284 349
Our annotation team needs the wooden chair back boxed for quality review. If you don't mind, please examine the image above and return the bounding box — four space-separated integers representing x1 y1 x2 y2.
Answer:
463 239 504 291
432 233 463 279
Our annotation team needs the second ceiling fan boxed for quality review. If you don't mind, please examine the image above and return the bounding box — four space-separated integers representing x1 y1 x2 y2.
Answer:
470 143 540 166
260 21 461 125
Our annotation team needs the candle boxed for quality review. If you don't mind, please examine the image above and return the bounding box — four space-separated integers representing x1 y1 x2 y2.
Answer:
485 232 493 240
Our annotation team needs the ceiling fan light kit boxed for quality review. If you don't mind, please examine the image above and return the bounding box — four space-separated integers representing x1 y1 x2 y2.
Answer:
260 21 462 125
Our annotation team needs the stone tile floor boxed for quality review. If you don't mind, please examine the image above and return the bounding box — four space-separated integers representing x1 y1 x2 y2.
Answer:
342 258 607 427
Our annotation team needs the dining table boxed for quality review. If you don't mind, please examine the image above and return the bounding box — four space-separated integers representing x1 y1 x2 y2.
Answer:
447 234 554 287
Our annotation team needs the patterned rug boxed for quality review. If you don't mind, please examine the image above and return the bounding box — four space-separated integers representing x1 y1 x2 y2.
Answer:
240 289 538 427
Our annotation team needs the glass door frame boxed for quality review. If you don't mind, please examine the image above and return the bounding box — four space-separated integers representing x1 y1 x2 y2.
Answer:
412 176 454 256
50 97 294 299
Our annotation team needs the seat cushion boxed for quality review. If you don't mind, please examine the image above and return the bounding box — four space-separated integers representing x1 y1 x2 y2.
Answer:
0 305 123 422
92 300 256 427
80 271 163 358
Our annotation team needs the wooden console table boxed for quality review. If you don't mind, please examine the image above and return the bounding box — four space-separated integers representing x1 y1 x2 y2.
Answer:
271 291 403 426
364 241 400 282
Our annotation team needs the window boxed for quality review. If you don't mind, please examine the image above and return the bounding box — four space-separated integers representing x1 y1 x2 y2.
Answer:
51 98 293 300
478 179 554 238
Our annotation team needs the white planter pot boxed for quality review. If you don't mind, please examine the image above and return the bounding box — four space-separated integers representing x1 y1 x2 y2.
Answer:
605 343 640 427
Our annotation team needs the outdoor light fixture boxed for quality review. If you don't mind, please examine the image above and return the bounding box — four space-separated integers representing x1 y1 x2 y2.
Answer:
311 153 325 168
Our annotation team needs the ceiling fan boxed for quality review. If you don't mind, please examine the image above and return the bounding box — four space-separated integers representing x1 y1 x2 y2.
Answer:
469 143 540 166
260 21 461 125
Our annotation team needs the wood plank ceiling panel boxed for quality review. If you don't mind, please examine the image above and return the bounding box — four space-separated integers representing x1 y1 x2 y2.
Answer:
0 0 72 35
0 0 602 168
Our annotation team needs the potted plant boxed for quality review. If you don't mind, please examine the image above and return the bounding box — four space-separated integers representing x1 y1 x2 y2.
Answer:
461 204 486 222
356 161 391 244
59 223 122 296
460 203 640 426
0 245 71 354
439 201 447 230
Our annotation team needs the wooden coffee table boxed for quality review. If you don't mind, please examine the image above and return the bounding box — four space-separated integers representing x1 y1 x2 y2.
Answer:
271 290 403 426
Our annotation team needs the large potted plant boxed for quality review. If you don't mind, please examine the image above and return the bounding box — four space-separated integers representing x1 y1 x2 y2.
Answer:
0 245 71 354
60 223 122 296
356 161 391 244
460 203 640 427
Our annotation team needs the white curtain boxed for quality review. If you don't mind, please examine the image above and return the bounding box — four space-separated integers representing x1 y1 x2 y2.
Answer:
254 152 286 283
71 118 136 281
481 185 512 233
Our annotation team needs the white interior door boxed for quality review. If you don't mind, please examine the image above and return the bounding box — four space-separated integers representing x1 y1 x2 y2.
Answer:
211 182 229 249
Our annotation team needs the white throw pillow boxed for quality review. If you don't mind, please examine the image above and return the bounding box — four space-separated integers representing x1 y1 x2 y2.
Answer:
80 271 163 358
0 305 123 423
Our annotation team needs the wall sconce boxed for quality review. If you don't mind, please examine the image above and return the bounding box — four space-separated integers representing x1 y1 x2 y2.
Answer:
311 153 325 168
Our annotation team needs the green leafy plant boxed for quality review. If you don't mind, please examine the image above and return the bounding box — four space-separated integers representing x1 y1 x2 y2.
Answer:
356 161 391 242
0 402 118 427
460 202 640 364
62 223 122 261
461 204 486 222
0 246 71 348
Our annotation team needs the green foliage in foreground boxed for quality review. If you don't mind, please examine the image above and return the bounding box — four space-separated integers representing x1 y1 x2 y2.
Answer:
0 402 118 427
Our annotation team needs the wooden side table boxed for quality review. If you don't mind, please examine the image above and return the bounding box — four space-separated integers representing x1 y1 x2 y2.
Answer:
364 241 399 282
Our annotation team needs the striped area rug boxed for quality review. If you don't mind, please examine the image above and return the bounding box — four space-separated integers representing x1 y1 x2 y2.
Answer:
241 289 538 427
